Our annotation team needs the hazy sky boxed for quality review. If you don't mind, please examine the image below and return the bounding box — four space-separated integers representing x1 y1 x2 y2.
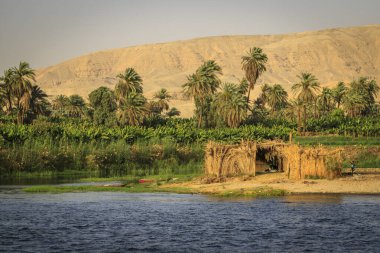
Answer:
1 0 380 73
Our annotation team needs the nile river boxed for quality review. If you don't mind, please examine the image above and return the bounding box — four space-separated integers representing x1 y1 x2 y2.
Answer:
0 186 379 252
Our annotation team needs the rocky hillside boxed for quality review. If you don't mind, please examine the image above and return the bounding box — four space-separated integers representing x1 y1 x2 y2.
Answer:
36 25 380 117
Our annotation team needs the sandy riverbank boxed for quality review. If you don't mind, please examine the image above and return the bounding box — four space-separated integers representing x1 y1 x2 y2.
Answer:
162 170 380 195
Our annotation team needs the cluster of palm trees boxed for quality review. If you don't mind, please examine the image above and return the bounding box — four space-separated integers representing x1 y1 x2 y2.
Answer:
184 46 379 130
51 94 87 118
114 68 177 125
0 63 178 125
0 62 49 124
255 73 379 134
182 47 268 128
2 48 378 130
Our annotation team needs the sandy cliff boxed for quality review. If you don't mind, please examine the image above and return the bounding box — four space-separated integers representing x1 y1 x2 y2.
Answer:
36 25 380 117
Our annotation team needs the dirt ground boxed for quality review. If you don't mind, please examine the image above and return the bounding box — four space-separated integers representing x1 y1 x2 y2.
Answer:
164 169 380 195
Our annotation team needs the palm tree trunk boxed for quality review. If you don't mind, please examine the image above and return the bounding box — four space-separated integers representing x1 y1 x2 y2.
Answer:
303 105 307 135
297 108 301 135
246 88 251 113
6 94 12 115
197 111 202 128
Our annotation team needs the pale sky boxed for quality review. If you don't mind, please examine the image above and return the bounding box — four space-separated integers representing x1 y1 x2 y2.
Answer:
1 0 380 73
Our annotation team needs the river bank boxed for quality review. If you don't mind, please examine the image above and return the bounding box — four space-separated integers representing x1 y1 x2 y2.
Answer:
164 169 380 195
20 169 380 196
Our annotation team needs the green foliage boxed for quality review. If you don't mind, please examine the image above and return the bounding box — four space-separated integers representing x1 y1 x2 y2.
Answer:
294 136 380 146
89 87 117 126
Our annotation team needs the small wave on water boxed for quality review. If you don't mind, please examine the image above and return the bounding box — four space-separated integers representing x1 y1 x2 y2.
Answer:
0 192 379 252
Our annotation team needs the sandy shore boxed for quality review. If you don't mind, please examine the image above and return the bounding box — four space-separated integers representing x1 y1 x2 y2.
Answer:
163 170 380 195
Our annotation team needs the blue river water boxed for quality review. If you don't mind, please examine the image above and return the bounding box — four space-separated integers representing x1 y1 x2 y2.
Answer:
0 188 379 252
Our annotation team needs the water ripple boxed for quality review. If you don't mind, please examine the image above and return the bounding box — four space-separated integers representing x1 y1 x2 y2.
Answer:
0 193 379 252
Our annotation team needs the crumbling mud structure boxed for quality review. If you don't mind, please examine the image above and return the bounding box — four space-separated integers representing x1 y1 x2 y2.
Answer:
205 141 343 179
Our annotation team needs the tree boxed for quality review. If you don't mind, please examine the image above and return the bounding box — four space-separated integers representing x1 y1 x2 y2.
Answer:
26 85 50 121
67 95 86 118
292 73 320 134
317 87 335 115
266 84 288 113
89 87 117 126
348 77 379 116
52 95 70 117
152 88 171 114
332 82 346 109
286 99 303 134
11 62 36 124
214 83 247 128
259 83 271 107
0 69 15 114
343 90 366 117
241 47 268 110
117 92 147 126
182 60 222 128
166 107 181 118
115 68 143 102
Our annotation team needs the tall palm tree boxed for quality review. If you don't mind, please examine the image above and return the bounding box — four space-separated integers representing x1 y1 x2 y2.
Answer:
11 62 36 124
292 73 320 134
117 92 147 126
152 88 171 113
182 60 222 127
0 69 15 114
115 68 143 102
214 83 247 128
241 47 268 110
266 84 288 113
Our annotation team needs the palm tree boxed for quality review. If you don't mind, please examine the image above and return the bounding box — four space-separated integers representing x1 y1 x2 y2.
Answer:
152 88 171 113
349 77 379 115
241 47 268 110
214 83 247 128
115 68 143 102
166 107 181 118
258 83 271 108
238 78 249 94
182 60 222 127
11 62 36 124
292 73 320 134
332 82 346 109
266 84 288 113
52 95 70 117
0 69 15 114
286 99 304 134
28 85 50 117
343 90 366 117
117 92 147 126
317 87 334 115
67 95 86 118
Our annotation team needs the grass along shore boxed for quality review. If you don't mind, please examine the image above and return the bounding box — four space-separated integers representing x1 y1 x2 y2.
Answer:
22 170 380 196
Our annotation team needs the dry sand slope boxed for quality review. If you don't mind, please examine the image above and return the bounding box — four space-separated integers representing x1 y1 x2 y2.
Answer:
36 25 380 117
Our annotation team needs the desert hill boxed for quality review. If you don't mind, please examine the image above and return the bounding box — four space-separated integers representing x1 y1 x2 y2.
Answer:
36 25 380 117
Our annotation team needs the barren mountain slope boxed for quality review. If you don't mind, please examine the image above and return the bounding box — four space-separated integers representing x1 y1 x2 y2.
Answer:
36 25 380 117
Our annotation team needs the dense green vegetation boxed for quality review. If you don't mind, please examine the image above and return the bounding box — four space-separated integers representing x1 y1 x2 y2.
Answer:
1 46 379 179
